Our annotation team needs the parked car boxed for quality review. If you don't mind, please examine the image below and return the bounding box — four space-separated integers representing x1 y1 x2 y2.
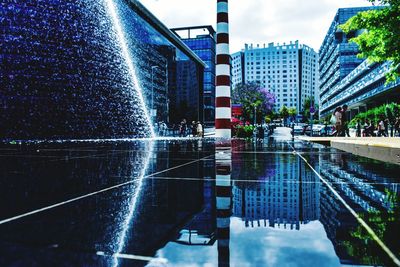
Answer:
291 125 305 135
305 124 325 136
305 124 336 136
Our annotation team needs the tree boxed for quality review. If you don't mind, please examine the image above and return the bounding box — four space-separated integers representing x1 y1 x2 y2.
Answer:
232 83 276 124
288 107 297 118
279 105 289 119
340 0 400 83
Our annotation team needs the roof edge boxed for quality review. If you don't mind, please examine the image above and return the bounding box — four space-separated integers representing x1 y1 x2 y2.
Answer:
127 0 206 67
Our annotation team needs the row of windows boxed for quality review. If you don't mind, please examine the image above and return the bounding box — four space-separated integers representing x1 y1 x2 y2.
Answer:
246 60 297 65
247 68 297 73
248 50 298 56
246 55 298 61
183 38 214 50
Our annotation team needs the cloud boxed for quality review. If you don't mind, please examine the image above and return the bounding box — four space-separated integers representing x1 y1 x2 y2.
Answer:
139 0 372 52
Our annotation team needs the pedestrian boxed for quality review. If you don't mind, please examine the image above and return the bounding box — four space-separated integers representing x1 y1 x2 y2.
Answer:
363 120 369 136
158 121 164 136
356 120 361 137
161 121 168 136
395 117 400 137
334 107 342 136
257 125 265 141
364 119 376 137
191 121 197 137
154 122 159 135
179 119 187 137
196 121 203 137
340 105 350 137
384 118 389 137
378 117 387 137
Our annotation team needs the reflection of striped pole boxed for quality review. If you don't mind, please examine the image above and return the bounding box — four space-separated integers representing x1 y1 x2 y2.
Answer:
215 142 232 266
216 0 231 138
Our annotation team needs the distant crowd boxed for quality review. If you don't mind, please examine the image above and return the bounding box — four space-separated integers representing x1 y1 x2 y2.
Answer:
332 104 400 137
355 117 400 137
155 119 203 137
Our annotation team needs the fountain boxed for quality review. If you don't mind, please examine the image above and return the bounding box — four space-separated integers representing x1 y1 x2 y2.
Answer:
0 0 154 140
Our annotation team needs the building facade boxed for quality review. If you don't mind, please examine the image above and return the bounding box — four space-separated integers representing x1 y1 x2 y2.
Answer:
319 7 400 118
171 26 216 126
232 41 318 113
232 51 244 87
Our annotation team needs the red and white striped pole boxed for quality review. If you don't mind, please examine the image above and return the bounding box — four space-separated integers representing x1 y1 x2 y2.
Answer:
215 0 231 138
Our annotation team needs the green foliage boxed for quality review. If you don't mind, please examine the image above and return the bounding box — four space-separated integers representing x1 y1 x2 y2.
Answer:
385 105 395 123
349 102 400 127
345 188 400 265
234 125 255 138
288 107 297 117
279 105 289 119
340 1 400 83
264 116 272 124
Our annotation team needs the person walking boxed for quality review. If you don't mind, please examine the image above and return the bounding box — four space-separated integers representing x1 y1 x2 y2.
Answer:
334 107 342 136
364 119 376 137
196 121 203 137
356 120 362 137
191 121 197 137
158 121 164 136
340 105 350 137
179 119 187 137
395 117 400 137
257 125 265 141
378 117 387 137
384 118 390 137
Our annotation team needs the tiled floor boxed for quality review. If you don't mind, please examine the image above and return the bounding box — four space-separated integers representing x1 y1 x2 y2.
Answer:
0 128 399 267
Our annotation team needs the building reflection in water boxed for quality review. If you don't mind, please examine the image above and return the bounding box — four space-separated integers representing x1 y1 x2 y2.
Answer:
232 152 320 231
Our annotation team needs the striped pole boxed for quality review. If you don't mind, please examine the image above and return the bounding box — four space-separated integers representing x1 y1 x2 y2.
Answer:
215 141 232 266
216 0 231 138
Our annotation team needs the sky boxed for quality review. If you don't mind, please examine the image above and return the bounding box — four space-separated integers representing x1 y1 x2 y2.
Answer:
139 0 372 53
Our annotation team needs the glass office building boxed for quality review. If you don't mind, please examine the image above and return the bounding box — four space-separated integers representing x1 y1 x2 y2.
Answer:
319 7 376 100
172 26 216 126
0 0 205 139
318 7 400 118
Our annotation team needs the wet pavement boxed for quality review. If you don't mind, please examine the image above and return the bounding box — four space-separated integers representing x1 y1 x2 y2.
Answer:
1 128 400 267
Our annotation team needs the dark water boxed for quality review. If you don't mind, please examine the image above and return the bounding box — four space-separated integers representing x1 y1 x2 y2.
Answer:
0 135 399 266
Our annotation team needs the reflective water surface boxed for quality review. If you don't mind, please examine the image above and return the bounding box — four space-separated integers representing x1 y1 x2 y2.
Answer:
0 134 399 266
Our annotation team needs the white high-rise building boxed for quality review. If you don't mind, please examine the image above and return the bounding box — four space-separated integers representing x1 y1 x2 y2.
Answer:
232 41 319 113
231 51 244 87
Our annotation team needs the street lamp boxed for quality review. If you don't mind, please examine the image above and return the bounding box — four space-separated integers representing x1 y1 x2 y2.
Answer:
310 105 315 137
254 105 257 126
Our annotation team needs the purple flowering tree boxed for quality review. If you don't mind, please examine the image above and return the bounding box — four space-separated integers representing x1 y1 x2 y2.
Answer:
232 82 276 124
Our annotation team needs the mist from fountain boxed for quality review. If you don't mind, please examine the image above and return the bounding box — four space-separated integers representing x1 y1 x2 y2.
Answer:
105 0 155 138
